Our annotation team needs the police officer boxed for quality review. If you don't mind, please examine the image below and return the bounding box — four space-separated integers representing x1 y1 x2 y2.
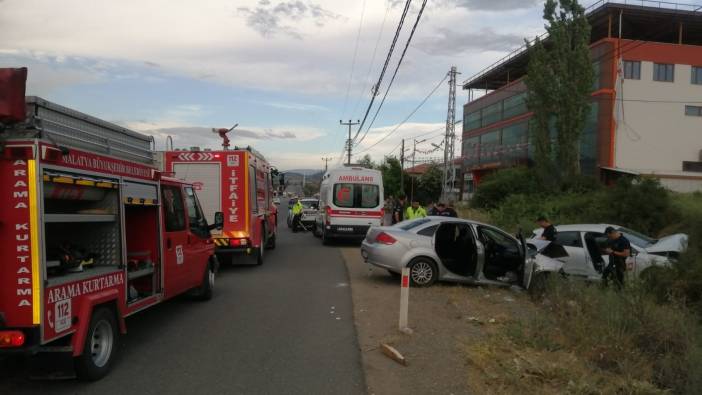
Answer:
602 226 631 289
291 198 304 232
536 216 557 242
393 195 407 224
405 200 427 220
434 202 458 218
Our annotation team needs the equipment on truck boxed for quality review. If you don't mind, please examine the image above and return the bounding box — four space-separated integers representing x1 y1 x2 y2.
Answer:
0 68 221 381
159 143 277 265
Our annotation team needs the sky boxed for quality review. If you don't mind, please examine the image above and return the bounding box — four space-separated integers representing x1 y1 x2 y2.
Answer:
0 0 554 171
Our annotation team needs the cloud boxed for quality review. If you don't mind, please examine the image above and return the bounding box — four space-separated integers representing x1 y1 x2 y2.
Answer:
414 27 523 56
237 0 341 39
447 0 541 11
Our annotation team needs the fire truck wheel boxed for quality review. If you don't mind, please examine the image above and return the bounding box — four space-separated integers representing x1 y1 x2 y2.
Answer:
195 261 215 301
75 307 119 381
266 232 276 250
256 233 265 265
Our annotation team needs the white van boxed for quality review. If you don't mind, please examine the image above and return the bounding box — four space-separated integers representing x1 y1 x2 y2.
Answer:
314 167 384 244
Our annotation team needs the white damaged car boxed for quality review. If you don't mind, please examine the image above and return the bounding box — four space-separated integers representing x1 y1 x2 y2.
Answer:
532 224 688 281
360 217 568 289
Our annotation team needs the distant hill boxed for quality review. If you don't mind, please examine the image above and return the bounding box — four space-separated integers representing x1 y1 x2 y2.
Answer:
284 169 323 176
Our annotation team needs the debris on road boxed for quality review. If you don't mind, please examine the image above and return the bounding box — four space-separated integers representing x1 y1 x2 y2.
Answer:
380 343 407 366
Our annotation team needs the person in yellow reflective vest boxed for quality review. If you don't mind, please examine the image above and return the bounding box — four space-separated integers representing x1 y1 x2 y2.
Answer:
291 198 304 232
405 200 427 220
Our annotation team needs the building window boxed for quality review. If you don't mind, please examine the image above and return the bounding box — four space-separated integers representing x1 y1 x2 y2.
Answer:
653 63 674 82
685 105 702 116
466 111 481 131
623 60 641 80
481 102 502 127
692 66 702 85
503 92 527 120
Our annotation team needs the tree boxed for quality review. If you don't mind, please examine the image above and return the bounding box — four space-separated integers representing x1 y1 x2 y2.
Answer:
415 164 442 204
357 154 375 169
525 0 595 183
378 156 403 197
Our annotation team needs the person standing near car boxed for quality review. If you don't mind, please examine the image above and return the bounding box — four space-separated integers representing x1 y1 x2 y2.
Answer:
602 227 631 289
291 198 304 232
393 195 407 224
536 216 557 241
405 200 427 220
384 195 394 226
434 202 458 217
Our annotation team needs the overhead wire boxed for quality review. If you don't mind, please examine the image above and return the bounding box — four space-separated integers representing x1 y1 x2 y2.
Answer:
354 0 429 146
352 0 413 144
340 0 368 120
356 72 449 154
351 1 392 117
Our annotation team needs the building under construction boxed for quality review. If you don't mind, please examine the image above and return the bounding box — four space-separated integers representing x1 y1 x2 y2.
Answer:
461 0 702 198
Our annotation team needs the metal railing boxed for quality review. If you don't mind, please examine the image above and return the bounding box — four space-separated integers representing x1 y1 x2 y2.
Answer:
461 0 702 89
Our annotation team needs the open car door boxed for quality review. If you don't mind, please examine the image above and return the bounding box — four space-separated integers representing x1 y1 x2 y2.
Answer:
433 222 478 278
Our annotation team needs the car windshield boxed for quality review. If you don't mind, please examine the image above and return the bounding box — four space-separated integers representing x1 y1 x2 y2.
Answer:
301 200 318 209
396 218 432 231
618 227 656 247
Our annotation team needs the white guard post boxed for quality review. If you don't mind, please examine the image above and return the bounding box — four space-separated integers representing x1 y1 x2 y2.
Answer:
399 267 412 334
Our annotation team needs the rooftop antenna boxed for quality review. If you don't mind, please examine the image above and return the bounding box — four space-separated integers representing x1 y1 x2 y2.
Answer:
213 124 238 150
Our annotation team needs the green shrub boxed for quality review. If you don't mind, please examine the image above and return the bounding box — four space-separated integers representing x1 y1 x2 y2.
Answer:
598 177 679 236
470 167 541 209
522 280 702 393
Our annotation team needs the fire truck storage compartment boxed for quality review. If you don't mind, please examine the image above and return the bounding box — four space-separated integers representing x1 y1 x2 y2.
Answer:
123 180 161 301
43 170 122 287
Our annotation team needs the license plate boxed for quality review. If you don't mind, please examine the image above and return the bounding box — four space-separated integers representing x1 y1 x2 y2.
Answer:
337 227 353 232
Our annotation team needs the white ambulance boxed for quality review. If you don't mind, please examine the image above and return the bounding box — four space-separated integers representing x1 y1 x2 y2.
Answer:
313 167 384 244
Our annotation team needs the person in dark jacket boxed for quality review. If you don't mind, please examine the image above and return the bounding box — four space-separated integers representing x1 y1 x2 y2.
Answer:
434 202 458 217
536 216 557 241
392 195 407 224
602 226 631 289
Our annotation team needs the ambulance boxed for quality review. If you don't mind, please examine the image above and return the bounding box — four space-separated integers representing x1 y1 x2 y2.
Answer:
314 167 384 244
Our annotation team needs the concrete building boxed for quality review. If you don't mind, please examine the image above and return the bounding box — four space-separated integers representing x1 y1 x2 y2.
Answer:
461 1 702 195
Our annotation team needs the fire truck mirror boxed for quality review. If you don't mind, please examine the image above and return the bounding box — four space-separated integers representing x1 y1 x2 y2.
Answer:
213 212 224 230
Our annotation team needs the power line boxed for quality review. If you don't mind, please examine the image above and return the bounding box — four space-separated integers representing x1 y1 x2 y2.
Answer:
355 73 448 154
340 0 367 119
352 0 413 144
351 1 392 117
355 0 429 146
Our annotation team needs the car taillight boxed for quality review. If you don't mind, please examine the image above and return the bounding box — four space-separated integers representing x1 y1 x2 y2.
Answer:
325 206 332 225
375 232 397 245
0 330 25 348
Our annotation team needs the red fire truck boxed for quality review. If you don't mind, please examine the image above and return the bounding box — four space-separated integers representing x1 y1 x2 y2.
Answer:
0 69 221 380
159 144 277 265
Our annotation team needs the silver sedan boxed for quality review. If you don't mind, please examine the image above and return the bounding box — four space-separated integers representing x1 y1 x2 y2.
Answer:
360 217 565 288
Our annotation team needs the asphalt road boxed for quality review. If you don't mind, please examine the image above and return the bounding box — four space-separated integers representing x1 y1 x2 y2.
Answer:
0 204 365 394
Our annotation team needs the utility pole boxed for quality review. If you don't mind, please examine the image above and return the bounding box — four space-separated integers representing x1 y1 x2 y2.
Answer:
322 157 333 172
340 119 360 166
400 139 405 195
410 138 426 203
441 66 459 203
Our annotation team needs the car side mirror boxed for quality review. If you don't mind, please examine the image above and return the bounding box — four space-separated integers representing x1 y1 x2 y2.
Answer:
214 212 224 229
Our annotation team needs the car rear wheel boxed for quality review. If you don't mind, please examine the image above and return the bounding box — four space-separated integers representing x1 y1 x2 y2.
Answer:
408 258 438 287
74 307 119 381
322 227 331 245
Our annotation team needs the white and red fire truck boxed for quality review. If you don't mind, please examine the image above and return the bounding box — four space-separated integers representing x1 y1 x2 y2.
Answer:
0 68 220 380
159 143 277 265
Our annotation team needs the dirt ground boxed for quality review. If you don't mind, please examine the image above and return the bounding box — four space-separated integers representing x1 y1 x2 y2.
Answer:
340 247 536 395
